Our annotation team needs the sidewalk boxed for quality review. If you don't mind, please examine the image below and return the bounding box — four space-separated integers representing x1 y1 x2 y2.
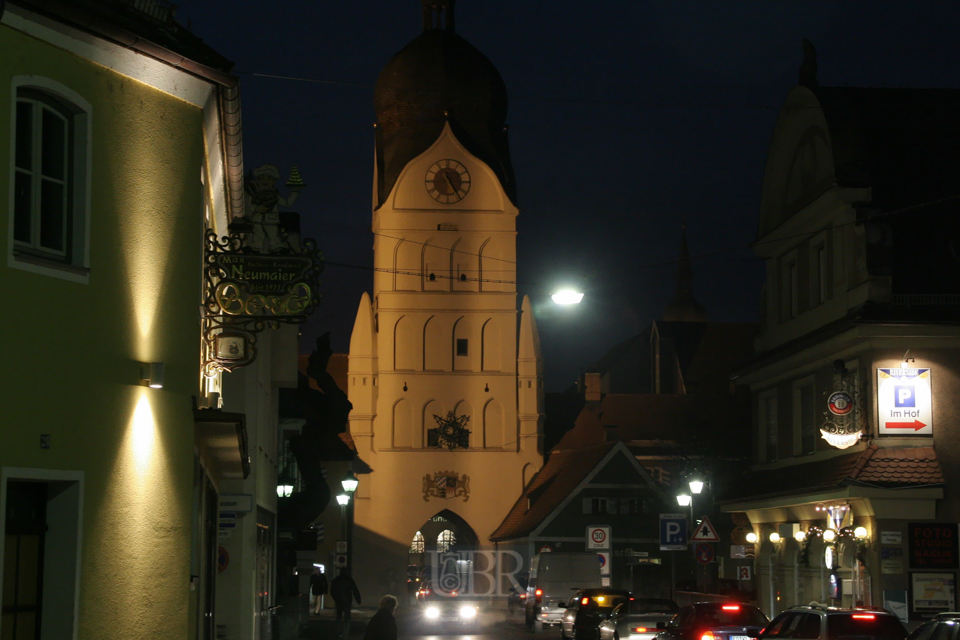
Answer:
299 606 378 639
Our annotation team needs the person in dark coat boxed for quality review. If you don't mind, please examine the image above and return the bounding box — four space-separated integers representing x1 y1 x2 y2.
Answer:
330 568 362 626
363 595 398 640
309 567 328 615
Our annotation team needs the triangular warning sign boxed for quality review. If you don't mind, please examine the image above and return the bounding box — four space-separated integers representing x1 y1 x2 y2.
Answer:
691 516 720 542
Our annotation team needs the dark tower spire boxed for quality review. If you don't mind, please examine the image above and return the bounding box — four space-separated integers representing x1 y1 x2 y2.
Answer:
663 225 707 322
422 0 456 32
799 38 818 88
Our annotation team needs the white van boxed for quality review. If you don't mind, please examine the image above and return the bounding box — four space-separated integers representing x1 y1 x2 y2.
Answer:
525 552 602 630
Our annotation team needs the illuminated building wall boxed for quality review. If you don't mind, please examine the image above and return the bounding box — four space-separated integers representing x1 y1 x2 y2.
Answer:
0 11 224 639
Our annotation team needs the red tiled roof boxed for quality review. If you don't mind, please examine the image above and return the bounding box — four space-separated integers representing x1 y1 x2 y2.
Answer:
554 393 748 451
490 442 620 542
723 445 944 502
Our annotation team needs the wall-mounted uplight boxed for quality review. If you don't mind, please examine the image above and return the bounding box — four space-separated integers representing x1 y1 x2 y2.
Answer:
139 362 165 388
822 529 837 542
854 526 869 540
745 532 758 544
769 532 782 544
900 350 915 370
795 530 807 542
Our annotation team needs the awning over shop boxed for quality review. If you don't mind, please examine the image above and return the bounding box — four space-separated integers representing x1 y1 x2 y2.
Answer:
194 409 250 480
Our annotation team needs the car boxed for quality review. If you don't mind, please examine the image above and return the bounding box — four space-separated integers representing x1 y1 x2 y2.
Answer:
907 611 960 640
758 605 907 640
655 602 768 640
561 589 633 640
415 581 481 631
599 599 679 640
526 552 603 630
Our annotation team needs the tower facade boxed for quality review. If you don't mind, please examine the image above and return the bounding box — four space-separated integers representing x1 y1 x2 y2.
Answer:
347 1 544 595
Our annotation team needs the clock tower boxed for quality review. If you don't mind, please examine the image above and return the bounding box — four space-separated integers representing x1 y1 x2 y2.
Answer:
347 0 544 596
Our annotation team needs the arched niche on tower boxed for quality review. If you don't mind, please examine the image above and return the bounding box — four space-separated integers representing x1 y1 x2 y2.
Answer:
394 238 420 291
392 398 414 448
423 315 448 371
450 238 476 292
453 399 474 448
394 315 418 371
479 238 503 292
481 318 501 371
483 398 504 449
423 399 445 447
452 317 472 371
423 238 448 291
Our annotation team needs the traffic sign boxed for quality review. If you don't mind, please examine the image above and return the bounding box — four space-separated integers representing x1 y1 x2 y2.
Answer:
691 516 720 542
336 540 348 553
695 543 714 564
597 552 610 575
587 525 611 550
660 514 687 551
737 565 752 580
334 554 347 567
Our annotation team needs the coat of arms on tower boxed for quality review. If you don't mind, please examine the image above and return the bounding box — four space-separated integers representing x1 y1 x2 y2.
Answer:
423 471 470 502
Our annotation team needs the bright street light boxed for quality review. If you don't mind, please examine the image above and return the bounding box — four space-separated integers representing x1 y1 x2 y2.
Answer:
336 493 350 506
341 470 359 494
551 289 584 305
689 479 704 494
676 494 692 507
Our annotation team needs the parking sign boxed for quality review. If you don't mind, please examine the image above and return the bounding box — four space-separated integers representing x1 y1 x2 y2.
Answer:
660 514 687 551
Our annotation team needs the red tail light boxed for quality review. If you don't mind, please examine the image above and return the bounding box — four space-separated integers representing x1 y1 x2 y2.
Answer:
852 615 875 620
722 605 741 611
451 590 458 597
519 594 527 599
535 589 543 603
701 632 716 640
634 627 649 633
581 597 590 606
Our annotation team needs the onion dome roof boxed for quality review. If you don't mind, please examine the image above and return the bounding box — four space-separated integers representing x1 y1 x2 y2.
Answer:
373 3 516 207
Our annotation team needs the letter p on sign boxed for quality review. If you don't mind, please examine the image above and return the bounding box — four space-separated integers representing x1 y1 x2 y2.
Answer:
895 385 915 407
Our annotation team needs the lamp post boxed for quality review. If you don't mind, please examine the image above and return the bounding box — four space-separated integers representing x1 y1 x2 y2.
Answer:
341 471 359 574
768 532 783 616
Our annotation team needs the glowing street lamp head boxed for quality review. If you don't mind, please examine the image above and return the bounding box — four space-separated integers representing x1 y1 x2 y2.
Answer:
676 494 692 507
551 289 584 305
336 493 350 506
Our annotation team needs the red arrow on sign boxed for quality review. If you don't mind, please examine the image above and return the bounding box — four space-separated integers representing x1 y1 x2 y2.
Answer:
885 420 927 431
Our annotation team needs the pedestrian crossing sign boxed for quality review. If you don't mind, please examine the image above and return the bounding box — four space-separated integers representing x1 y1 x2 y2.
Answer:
691 516 720 542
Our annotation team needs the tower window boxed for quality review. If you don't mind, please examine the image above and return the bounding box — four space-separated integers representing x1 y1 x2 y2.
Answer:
456 339 468 356
429 273 436 282
459 273 467 282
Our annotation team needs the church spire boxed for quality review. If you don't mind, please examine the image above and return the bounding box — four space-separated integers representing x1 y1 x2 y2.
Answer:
422 0 456 31
663 225 707 322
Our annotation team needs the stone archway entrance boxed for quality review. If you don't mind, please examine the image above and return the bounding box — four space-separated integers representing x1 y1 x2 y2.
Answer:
408 510 480 595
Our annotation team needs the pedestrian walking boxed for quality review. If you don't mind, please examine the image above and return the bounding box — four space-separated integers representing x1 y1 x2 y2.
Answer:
331 567 362 638
362 595 398 640
309 566 328 616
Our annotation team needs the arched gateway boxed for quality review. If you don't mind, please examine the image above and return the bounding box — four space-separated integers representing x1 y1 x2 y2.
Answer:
347 1 544 599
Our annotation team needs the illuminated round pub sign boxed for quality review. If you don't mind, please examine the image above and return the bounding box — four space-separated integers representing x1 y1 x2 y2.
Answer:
828 391 854 415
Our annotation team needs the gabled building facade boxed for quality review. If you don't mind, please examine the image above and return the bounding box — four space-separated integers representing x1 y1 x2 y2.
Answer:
721 42 960 622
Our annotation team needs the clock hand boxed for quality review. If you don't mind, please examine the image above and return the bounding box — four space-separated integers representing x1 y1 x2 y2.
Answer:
442 172 457 195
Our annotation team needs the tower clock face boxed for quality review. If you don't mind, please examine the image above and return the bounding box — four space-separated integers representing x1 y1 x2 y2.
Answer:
425 160 470 203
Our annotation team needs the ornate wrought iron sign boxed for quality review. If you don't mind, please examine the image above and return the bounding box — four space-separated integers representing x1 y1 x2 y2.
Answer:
422 471 470 502
201 228 322 376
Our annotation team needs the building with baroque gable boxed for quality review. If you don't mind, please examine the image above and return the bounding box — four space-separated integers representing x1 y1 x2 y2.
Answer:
721 42 960 621
347 0 544 597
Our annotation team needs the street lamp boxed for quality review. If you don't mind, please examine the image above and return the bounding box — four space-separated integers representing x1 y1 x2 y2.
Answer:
551 289 584 305
277 468 297 498
340 471 359 575
768 531 783 616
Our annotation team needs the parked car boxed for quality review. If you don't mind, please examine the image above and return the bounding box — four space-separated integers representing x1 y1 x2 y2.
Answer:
526 552 603 630
655 602 768 640
599 599 679 640
907 612 960 640
758 605 907 640
561 589 633 640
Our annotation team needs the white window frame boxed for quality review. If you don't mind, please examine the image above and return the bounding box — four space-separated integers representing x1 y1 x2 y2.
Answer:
792 375 817 456
759 389 779 463
9 76 91 283
781 250 799 321
809 232 828 308
0 467 85 640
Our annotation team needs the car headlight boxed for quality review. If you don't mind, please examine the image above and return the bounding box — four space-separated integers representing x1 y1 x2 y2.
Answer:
460 606 477 618
425 606 440 619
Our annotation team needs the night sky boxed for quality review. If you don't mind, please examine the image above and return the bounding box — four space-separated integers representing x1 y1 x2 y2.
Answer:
176 1 960 391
